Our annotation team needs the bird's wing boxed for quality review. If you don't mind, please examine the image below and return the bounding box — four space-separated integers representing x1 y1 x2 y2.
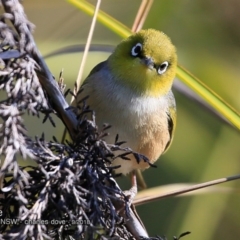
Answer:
164 90 176 152
82 60 108 86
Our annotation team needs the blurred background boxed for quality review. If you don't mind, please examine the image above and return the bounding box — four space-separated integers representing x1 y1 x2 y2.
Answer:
13 0 240 239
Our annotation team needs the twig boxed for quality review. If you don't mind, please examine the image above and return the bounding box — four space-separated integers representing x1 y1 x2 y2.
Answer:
74 0 101 95
132 0 154 32
133 173 240 206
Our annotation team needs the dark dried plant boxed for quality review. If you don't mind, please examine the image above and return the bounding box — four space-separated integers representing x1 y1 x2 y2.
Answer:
0 1 148 239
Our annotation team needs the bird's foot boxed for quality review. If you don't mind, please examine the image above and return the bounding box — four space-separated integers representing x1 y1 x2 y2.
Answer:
124 170 138 205
124 184 137 205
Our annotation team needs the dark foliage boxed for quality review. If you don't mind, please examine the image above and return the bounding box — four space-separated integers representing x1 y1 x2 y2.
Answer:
0 1 135 239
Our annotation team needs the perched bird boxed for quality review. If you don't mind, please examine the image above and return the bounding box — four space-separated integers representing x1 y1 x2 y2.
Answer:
79 29 177 184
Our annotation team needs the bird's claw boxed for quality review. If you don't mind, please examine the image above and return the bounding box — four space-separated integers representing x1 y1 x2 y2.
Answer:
124 185 138 205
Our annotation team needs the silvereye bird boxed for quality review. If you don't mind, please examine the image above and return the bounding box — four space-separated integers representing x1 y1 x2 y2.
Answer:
80 29 177 178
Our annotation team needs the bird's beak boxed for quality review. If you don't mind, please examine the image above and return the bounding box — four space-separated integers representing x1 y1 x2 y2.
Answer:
141 57 155 70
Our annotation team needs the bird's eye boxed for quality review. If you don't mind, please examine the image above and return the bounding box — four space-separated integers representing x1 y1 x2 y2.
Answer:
131 43 142 57
157 61 169 75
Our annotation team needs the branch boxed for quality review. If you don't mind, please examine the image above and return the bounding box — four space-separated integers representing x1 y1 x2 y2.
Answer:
2 0 78 140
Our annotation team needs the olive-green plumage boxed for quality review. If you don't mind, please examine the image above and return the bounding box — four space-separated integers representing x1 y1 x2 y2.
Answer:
80 29 177 175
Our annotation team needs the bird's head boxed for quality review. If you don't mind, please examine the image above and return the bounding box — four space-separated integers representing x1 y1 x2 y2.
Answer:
108 29 177 97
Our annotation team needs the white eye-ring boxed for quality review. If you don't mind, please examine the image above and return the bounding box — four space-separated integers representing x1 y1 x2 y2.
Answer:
157 61 169 75
131 43 142 57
